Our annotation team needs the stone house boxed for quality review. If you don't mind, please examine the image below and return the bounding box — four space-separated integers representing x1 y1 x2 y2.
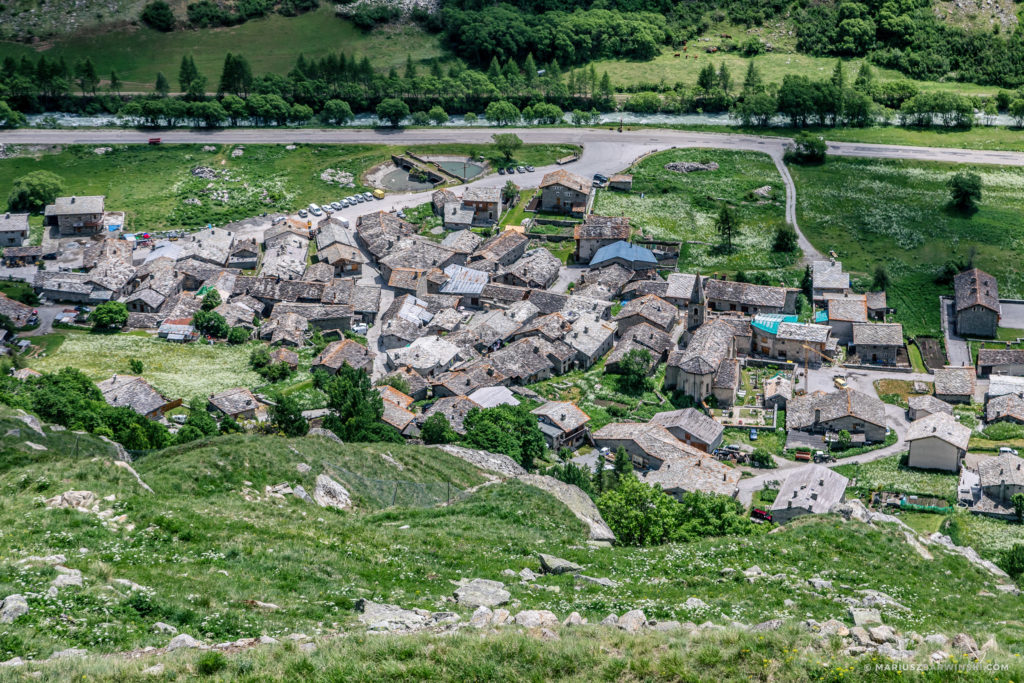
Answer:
45 195 105 235
97 375 179 419
592 422 705 469
574 215 630 262
379 238 458 283
641 455 740 500
355 211 417 260
771 466 849 524
978 452 1024 508
750 314 832 364
605 322 673 375
648 407 724 452
461 186 503 224
810 259 850 303
702 278 797 319
851 323 904 365
531 401 591 450
608 174 633 191
786 388 887 443
470 229 528 268
907 394 953 422
986 392 1024 425
419 395 480 434
954 268 999 338
906 412 971 472
825 297 868 346
312 339 374 375
977 349 1024 378
499 248 561 290
612 294 678 335
207 387 262 421
589 241 658 273
664 318 749 405
538 169 593 216
763 376 793 410
228 239 260 270
933 366 976 404
316 224 365 276
563 314 616 370
386 336 463 378
2 246 43 267
0 212 29 247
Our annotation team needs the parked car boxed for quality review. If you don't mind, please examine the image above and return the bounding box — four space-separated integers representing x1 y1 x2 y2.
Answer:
749 428 758 441
751 508 773 522
525 165 535 172
308 204 323 216
352 323 369 335
594 173 608 182
516 166 526 173
330 201 343 210
506 166 516 174
362 192 373 200
498 167 506 175
833 376 848 389
298 209 308 218
999 446 1019 456
396 211 406 219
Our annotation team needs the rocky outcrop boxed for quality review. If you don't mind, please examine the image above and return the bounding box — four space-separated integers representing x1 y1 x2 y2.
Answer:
0 595 28 623
166 634 204 651
356 599 459 633
313 474 351 510
308 428 342 444
113 460 154 493
435 445 526 478
514 610 559 629
454 579 510 608
518 475 616 543
927 534 1010 579
665 161 719 174
45 490 97 511
538 553 582 575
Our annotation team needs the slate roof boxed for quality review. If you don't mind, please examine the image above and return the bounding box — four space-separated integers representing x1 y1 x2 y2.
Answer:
314 339 373 372
473 230 528 262
665 273 699 302
575 215 631 241
0 293 33 326
432 362 506 396
263 311 307 346
986 392 1024 423
97 375 169 416
593 422 706 462
591 241 657 267
467 385 519 408
649 407 724 445
356 211 416 259
764 376 793 401
487 338 565 381
47 195 104 216
705 278 787 308
502 248 561 286
421 396 480 434
527 290 569 315
384 366 429 399
827 297 868 323
208 387 261 416
669 318 747 375
381 399 417 432
531 401 590 433
906 412 971 450
865 291 888 311
582 263 633 292
564 314 616 359
772 465 848 516
303 262 337 282
463 185 502 204
514 312 571 342
978 452 1024 489
481 283 529 305
613 294 676 329
933 366 976 397
954 268 999 314
977 348 1024 368
622 278 668 299
0 212 29 232
540 169 590 194
380 238 456 272
378 385 414 409
812 260 849 290
440 229 483 254
642 455 740 498
852 323 903 346
786 388 887 431
907 394 953 417
713 357 740 389
387 336 462 373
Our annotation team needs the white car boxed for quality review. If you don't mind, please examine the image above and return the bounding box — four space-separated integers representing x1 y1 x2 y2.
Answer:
308 203 323 216
362 192 373 200
297 209 308 218
999 446 1019 456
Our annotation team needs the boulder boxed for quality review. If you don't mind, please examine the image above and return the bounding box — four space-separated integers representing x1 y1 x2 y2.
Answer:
869 625 897 643
18 554 66 566
490 609 512 626
743 566 764 579
650 620 682 632
858 590 908 611
514 610 558 629
752 619 785 632
292 485 313 504
454 579 510 608
44 490 96 510
308 427 342 444
617 609 647 633
0 595 29 623
436 444 526 477
753 185 772 198
538 553 582 575
924 634 948 647
152 622 178 634
665 161 720 174
952 633 979 655
0 657 24 668
250 601 280 611
167 634 204 651
258 635 279 645
683 597 708 610
296 463 312 474
52 568 83 590
313 474 351 510
808 578 832 591
470 606 493 628
578 575 617 588
818 619 849 637
142 664 165 676
356 600 430 632
849 627 873 647
519 568 538 582
831 500 870 524
996 584 1021 595
299 642 317 653
848 608 882 626
265 483 293 497
49 648 87 660
562 612 585 627
601 613 618 626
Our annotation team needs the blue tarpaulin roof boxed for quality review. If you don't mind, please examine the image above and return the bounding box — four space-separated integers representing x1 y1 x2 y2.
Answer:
814 310 828 323
590 240 657 267
751 313 799 335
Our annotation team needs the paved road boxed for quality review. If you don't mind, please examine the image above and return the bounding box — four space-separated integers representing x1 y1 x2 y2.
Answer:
939 296 972 367
550 265 587 294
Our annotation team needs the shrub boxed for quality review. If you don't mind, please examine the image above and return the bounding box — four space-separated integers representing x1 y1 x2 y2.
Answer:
141 0 176 31
7 170 64 212
197 651 227 675
1001 543 1024 579
128 359 144 374
784 132 827 165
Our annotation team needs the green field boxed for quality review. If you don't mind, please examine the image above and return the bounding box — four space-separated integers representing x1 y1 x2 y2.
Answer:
594 47 998 98
835 453 959 501
594 148 794 274
0 10 441 92
791 157 1024 338
945 511 1024 561
0 143 577 232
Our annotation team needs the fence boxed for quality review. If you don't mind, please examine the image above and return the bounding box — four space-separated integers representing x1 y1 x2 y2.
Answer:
325 462 471 509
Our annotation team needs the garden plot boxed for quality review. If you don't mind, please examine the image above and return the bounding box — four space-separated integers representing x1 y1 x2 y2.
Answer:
835 454 959 501
594 149 792 274
31 332 261 399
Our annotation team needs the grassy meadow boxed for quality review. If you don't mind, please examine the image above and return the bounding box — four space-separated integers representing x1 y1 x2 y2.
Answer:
0 9 442 92
835 454 960 502
594 148 795 274
791 157 1024 338
0 143 578 232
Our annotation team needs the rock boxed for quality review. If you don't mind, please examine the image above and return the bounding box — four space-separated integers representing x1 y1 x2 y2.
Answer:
930 651 947 663
250 601 280 611
44 490 96 510
0 657 24 668
719 567 735 576
152 622 178 634
18 554 66 566
286 634 309 641
258 635 279 645
142 664 164 676
783 599 795 608
928 534 1010 579
818 619 849 637
514 610 559 629
113 460 154 493
981 637 998 653
601 613 618 626
357 600 429 632
501 569 517 577
51 568 83 590
436 444 526 478
924 634 948 647
299 642 317 653
292 485 313 504
952 633 979 655
752 185 772 198
538 553 582 575
470 606 493 628
849 608 882 626
752 619 785 632
617 609 647 633
308 428 342 444
904 531 933 560
25 441 46 451
831 499 870 523
808 578 832 591
743 565 764 579
490 609 512 626
265 483 293 497
454 579 510 608
49 648 87 660
869 625 897 643
858 590 909 611
682 597 710 612
16 411 44 436
849 626 873 647
517 474 616 543
562 612 585 627
519 568 538 582
876 643 912 660
113 578 146 592
996 584 1021 595
578 575 617 588
166 634 204 651
665 161 720 174
313 474 351 510
0 595 29 623
297 463 312 474
650 620 682 632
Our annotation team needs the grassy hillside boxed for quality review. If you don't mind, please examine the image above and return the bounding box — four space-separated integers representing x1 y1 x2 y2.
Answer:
0 8 441 92
1 406 1023 674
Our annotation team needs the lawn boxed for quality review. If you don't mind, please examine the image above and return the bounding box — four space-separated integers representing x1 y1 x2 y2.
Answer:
835 453 959 502
0 143 576 232
29 331 262 399
593 148 795 274
873 378 932 408
0 9 442 93
791 157 1024 338
945 511 1024 561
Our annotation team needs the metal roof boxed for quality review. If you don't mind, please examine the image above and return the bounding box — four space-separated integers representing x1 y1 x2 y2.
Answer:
751 313 799 336
440 264 488 295
590 240 657 267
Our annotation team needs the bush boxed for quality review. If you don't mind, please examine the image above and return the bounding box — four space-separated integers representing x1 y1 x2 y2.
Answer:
197 651 227 675
7 170 65 212
784 132 827 165
772 225 798 253
141 0 176 31
948 171 982 212
1001 543 1024 579
128 359 144 374
91 301 129 329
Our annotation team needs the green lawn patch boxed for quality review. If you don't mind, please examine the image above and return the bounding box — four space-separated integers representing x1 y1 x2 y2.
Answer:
792 157 1024 338
594 148 796 274
945 511 1024 561
835 453 959 501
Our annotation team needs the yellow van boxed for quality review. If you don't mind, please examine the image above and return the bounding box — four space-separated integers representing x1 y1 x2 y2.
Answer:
372 189 385 199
